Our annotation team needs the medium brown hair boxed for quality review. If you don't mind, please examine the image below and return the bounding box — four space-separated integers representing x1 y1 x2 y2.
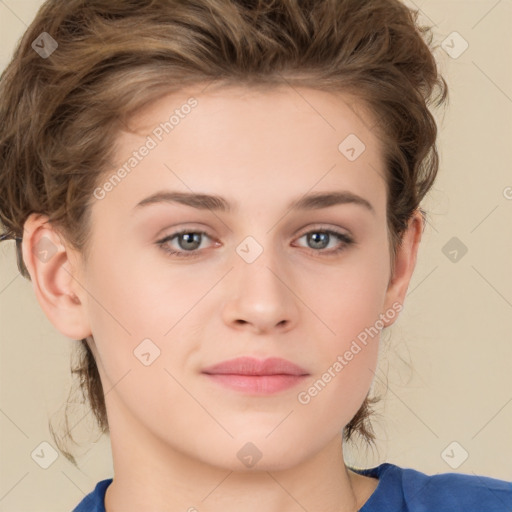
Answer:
0 0 447 465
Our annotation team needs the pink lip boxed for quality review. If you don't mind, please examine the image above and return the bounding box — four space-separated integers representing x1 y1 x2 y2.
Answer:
202 357 309 394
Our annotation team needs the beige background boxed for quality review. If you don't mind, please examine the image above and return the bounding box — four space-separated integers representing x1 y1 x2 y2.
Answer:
1 0 511 510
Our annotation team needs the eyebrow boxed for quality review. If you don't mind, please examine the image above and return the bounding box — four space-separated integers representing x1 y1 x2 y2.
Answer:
132 190 375 215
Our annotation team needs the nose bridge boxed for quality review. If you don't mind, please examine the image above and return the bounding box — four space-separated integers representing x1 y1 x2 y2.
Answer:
222 232 298 332
235 233 288 298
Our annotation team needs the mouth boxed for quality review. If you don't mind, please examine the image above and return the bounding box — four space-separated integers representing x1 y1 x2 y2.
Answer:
201 356 310 394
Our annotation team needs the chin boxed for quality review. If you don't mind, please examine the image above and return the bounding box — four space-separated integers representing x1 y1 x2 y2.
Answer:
194 433 316 473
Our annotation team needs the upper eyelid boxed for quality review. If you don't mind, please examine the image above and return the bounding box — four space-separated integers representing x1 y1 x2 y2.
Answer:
295 225 351 237
158 223 352 239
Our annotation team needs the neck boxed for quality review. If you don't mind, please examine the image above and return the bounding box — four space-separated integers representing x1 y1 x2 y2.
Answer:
104 423 361 512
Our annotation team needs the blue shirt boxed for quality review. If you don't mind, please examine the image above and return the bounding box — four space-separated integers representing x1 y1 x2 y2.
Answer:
72 462 512 511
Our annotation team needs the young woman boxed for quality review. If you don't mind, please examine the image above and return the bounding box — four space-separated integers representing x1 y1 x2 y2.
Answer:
0 1 510 511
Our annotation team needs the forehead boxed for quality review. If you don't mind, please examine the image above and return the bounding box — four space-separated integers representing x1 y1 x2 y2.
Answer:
96 84 387 220
131 83 382 152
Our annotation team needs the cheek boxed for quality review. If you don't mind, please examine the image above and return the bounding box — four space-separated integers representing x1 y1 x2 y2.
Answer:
298 242 389 409
81 246 167 379
305 250 391 345
84 242 185 335
82 244 210 385
295 322 381 434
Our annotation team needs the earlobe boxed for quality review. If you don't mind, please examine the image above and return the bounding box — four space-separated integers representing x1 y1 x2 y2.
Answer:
21 213 92 340
382 210 424 328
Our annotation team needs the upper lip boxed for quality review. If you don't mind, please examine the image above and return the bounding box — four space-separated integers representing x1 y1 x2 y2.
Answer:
202 357 309 376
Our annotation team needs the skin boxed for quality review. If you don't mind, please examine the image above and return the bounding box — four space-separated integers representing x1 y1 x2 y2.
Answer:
22 84 423 512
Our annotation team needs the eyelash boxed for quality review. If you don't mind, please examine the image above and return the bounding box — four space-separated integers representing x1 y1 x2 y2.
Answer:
156 227 354 259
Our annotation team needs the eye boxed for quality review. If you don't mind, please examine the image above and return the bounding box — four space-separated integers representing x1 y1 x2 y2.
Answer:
156 226 354 259
294 228 354 256
156 229 216 259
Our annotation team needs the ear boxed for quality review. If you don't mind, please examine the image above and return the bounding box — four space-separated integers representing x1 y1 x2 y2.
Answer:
381 209 424 327
21 213 92 340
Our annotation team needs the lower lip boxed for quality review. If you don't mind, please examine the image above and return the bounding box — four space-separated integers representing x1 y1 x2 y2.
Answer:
204 374 308 394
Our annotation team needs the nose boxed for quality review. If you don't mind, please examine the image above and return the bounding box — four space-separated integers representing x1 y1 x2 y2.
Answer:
221 245 299 335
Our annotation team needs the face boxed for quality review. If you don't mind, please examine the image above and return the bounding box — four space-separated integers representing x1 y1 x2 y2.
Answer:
67 85 410 471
